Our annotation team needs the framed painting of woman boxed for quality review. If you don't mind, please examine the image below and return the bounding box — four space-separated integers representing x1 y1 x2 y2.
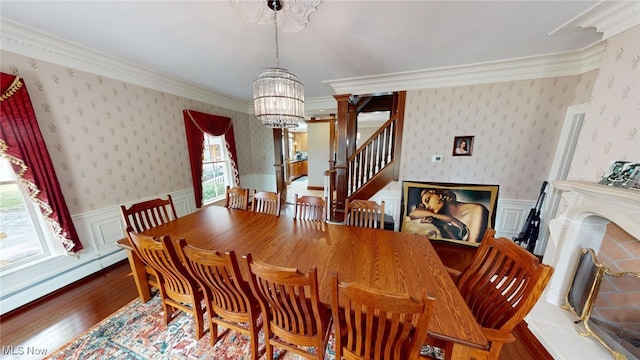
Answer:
400 181 499 246
453 136 473 156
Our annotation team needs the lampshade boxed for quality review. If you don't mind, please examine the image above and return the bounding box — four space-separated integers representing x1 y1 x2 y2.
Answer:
251 0 305 128
253 67 304 128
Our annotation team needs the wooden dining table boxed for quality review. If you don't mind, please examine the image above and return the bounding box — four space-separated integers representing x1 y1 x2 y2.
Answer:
117 205 488 359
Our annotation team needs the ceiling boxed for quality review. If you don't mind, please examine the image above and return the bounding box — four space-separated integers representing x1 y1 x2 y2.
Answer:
1 1 603 117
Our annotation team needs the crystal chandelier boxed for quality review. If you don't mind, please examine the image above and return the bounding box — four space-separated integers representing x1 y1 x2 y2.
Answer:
253 0 304 128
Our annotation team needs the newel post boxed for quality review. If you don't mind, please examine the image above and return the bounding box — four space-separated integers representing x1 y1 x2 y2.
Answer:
272 128 287 204
333 94 352 222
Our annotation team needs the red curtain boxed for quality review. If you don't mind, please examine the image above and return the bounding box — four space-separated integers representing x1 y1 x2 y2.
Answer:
183 110 240 208
0 73 83 253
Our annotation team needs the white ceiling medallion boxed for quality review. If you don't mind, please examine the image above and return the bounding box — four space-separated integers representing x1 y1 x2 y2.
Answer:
230 0 321 33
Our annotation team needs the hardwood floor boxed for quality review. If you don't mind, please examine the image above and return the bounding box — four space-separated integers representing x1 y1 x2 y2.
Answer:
0 258 552 360
0 261 139 357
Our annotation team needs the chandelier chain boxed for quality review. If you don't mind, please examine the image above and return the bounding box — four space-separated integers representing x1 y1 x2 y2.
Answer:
253 0 304 128
273 1 280 68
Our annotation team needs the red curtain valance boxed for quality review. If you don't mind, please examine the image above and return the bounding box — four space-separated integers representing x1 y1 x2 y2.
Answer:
183 110 240 208
0 73 83 253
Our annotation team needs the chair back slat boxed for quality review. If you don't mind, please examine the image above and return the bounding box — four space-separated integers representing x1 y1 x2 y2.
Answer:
126 228 205 339
127 230 195 301
251 190 281 216
346 199 385 229
251 263 318 336
331 272 435 360
179 244 262 352
181 246 253 315
457 235 554 331
246 255 331 359
225 186 250 210
120 195 177 232
294 194 326 222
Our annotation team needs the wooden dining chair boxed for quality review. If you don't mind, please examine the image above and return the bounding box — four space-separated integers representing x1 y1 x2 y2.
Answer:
331 272 435 360
245 254 332 360
120 195 177 232
120 195 177 291
251 190 281 216
225 185 250 210
126 227 205 340
345 199 385 229
422 234 554 360
294 194 327 222
178 243 262 358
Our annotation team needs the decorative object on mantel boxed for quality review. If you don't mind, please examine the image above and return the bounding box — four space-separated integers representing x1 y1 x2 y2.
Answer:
597 160 640 189
562 248 640 360
250 0 307 128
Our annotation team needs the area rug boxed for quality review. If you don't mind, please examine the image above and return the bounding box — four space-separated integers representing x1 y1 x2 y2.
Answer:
43 294 335 360
44 293 444 360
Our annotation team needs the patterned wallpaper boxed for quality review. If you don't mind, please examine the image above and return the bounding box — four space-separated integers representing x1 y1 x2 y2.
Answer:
0 50 262 214
568 25 640 181
399 73 596 200
3 26 636 214
249 118 276 175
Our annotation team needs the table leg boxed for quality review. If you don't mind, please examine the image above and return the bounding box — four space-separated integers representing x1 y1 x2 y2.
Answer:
126 249 152 302
445 342 472 359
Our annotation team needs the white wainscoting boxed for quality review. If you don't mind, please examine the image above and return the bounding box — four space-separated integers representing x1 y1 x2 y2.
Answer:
370 190 403 231
0 189 195 315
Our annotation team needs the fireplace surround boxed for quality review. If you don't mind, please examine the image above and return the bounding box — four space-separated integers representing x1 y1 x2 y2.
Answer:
525 180 640 359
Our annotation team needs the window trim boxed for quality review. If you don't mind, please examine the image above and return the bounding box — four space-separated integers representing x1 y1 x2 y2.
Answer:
201 135 232 206
0 159 58 273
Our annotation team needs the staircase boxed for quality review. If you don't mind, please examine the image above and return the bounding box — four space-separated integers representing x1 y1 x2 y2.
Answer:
327 91 406 222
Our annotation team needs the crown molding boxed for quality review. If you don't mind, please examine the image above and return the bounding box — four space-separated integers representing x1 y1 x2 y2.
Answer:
550 0 640 40
324 42 605 96
1 17 608 118
0 19 249 113
303 96 338 117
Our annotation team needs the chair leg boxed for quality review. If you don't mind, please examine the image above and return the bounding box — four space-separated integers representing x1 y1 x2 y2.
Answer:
249 323 259 360
264 333 273 359
162 301 172 325
487 342 503 360
316 342 323 360
193 307 205 340
209 319 218 346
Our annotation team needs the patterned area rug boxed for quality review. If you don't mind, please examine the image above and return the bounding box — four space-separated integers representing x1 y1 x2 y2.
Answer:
44 294 444 359
44 294 335 360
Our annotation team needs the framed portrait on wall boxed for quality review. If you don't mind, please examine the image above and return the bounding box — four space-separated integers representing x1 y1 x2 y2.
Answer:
453 136 474 156
400 181 499 246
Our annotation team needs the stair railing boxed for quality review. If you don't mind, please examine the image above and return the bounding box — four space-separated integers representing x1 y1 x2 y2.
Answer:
347 113 397 197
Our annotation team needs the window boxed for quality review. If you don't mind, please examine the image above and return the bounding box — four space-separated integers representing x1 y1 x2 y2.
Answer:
0 158 53 270
202 135 232 205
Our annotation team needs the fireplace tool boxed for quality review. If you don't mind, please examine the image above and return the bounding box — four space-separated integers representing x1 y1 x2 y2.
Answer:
513 181 547 253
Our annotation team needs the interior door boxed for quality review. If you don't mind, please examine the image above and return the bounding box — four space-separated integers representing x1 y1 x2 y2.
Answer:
538 103 588 255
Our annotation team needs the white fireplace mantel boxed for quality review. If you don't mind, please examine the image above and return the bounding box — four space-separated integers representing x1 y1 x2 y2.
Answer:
545 181 640 304
526 180 640 359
